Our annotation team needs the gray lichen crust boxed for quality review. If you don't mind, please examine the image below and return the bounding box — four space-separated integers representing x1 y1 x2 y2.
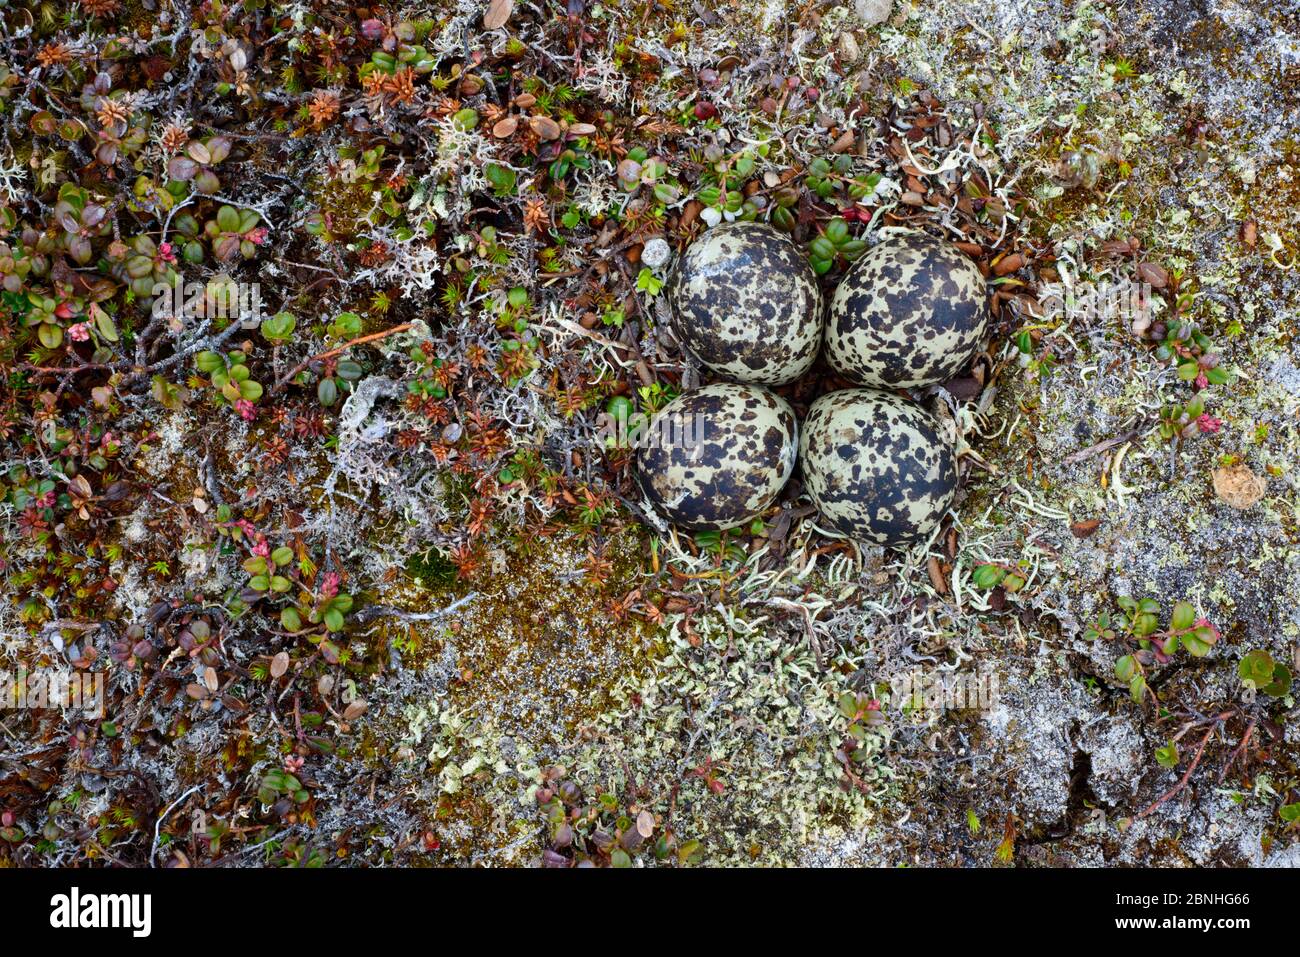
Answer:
669 221 822 385
825 231 988 388
799 388 956 545
635 383 798 530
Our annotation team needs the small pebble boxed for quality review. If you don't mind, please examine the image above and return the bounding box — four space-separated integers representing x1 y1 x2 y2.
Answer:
855 0 893 27
641 237 672 270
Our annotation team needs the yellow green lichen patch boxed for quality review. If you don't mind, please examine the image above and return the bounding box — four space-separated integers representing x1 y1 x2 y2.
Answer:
388 528 651 747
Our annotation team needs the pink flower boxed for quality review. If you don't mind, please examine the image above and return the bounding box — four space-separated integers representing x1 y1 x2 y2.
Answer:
235 519 257 540
1196 414 1222 434
1195 372 1209 390
35 491 55 508
246 227 269 246
68 322 91 342
234 399 257 421
320 572 341 599
157 241 177 264
283 754 304 774
251 538 270 558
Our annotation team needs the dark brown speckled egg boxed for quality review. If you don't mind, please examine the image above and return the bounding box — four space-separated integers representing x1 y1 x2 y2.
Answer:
669 221 821 386
825 231 988 389
799 388 955 546
635 383 798 531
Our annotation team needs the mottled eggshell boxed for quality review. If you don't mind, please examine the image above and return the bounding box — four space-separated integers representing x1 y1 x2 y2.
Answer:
669 221 822 385
635 383 798 531
799 388 956 546
825 231 988 388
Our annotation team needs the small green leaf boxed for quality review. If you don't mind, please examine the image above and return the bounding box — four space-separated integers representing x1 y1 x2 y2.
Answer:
1238 649 1275 687
1129 674 1148 704
1115 655 1137 683
317 377 339 407
94 309 120 343
38 322 64 348
1133 612 1159 637
1262 665 1291 697
484 162 517 193
196 350 224 373
1155 741 1179 769
838 692 858 719
809 236 836 260
261 312 296 343
216 205 241 233
971 564 1005 589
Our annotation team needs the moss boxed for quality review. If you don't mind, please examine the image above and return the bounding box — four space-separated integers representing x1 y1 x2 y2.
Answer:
390 527 651 745
403 546 458 590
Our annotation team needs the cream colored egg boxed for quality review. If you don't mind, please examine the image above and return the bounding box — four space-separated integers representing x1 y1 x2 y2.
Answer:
669 222 822 386
825 232 987 389
799 388 956 545
635 383 798 530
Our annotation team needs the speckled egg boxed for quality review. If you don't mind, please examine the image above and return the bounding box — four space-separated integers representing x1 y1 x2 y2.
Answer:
669 221 822 386
825 231 988 389
635 383 798 531
799 388 956 546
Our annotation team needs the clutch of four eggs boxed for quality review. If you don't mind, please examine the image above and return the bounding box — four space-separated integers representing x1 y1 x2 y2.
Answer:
634 221 988 546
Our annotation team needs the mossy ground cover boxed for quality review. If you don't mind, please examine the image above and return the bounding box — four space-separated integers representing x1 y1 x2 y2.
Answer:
0 0 1296 867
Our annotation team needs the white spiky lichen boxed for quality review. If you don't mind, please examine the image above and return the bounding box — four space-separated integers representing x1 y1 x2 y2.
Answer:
0 149 26 204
